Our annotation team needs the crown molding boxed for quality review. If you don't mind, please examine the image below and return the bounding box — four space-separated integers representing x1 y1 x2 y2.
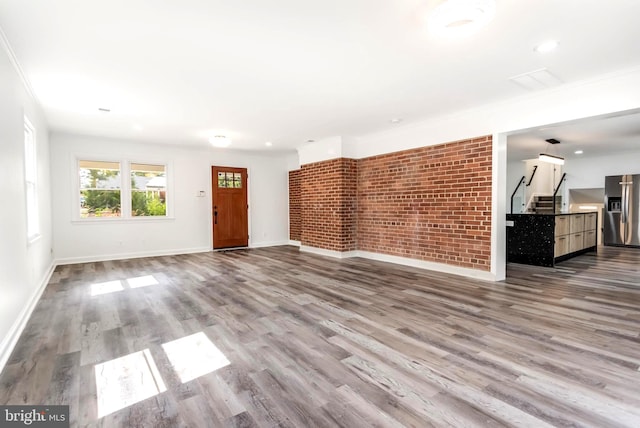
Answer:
0 24 38 102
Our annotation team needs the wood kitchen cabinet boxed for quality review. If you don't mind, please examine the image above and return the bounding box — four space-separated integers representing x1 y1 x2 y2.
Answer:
585 212 597 231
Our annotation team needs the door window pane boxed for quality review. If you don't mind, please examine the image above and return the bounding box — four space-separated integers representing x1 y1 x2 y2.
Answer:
131 163 167 216
79 160 121 218
217 171 242 188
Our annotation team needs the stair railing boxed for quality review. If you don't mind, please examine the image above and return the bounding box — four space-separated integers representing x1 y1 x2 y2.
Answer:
526 165 538 186
510 176 526 214
552 172 567 213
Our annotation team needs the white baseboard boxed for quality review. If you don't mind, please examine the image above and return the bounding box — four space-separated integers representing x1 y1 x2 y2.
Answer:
298 245 496 281
56 242 297 265
55 246 211 265
353 250 496 281
0 261 56 374
300 245 358 259
249 240 291 249
288 240 301 247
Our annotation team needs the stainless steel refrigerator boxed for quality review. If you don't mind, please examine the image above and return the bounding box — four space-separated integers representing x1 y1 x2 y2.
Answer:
604 174 640 246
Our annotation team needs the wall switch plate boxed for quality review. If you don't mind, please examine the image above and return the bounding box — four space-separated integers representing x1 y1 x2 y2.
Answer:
197 190 205 197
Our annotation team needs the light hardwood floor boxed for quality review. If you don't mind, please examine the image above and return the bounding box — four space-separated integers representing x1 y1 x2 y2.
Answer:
1 245 640 427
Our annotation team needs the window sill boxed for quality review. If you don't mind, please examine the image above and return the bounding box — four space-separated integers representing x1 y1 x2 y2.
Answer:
72 217 176 225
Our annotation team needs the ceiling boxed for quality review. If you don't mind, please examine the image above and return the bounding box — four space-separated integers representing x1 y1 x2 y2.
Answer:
1 1 640 152
507 109 640 162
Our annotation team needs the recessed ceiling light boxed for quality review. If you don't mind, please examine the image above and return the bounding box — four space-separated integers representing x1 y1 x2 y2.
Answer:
390 118 403 124
534 40 559 53
133 124 144 131
98 107 111 112
574 150 583 154
265 141 273 147
428 0 496 36
209 135 231 148
307 139 315 143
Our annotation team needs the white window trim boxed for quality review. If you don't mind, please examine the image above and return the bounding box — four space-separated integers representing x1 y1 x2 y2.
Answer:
24 116 40 244
73 156 173 222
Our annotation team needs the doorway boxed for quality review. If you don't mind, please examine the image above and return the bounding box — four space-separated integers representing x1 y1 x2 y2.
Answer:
211 166 248 249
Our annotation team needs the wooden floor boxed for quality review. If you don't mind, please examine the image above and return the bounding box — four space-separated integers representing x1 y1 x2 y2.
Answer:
1 246 640 427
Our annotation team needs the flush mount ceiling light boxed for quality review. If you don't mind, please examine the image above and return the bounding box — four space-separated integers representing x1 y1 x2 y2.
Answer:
209 135 231 148
428 0 496 36
534 40 559 53
539 138 564 165
574 150 583 155
265 141 273 147
390 118 403 124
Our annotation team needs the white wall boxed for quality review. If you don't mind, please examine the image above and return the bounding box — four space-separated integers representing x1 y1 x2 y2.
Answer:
50 133 292 263
563 151 640 189
507 160 526 191
0 38 54 371
297 136 344 165
286 151 300 171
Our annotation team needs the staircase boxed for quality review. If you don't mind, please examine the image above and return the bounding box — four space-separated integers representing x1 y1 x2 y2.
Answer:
528 195 562 214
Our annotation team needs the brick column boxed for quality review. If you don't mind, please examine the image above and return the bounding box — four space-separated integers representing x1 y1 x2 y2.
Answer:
300 158 357 252
288 170 301 241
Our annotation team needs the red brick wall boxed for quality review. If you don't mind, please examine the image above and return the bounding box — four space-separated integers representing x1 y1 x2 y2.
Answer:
288 169 301 241
291 136 493 271
300 158 357 252
357 136 492 270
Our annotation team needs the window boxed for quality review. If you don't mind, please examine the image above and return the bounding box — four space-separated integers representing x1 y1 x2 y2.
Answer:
79 160 122 218
24 117 39 240
131 163 166 216
77 159 169 220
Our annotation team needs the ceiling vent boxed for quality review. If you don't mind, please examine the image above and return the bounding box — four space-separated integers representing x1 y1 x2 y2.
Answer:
508 68 563 91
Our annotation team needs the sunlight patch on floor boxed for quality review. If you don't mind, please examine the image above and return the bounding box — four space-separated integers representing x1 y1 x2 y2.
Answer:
126 275 159 288
90 280 124 296
90 275 159 296
162 332 230 383
94 349 167 418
